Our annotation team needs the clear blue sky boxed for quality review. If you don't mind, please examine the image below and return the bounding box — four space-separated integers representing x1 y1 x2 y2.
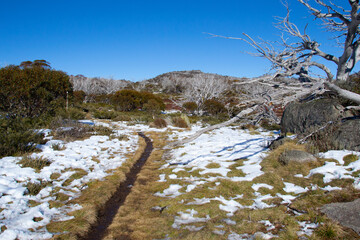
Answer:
0 0 349 81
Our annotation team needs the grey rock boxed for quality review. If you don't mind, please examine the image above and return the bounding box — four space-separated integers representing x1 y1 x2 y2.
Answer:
279 150 317 165
333 118 360 151
268 136 291 150
281 98 347 135
321 198 360 235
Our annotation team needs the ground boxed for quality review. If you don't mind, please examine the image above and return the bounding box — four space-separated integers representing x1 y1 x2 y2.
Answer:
0 120 360 239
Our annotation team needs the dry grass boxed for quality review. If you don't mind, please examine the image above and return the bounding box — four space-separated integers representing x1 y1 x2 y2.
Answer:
18 156 51 172
48 134 147 239
103 131 171 240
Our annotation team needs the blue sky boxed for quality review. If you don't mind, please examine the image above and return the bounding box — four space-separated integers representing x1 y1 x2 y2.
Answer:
0 0 349 81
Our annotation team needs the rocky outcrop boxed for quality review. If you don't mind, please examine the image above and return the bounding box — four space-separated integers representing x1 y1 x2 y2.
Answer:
332 118 360 151
321 198 360 235
278 150 317 165
280 98 347 135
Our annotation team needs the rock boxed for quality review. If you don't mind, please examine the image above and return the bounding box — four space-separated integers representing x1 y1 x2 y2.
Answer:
268 136 291 150
281 98 347 135
332 118 360 151
321 198 360 235
278 150 317 165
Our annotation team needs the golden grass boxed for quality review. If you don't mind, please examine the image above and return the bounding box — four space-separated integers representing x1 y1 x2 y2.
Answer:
48 133 147 239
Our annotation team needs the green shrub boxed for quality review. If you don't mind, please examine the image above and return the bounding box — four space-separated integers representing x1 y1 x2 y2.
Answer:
93 110 117 119
0 118 46 158
143 99 162 115
73 90 86 104
0 60 72 118
183 102 198 114
203 99 226 116
111 89 165 112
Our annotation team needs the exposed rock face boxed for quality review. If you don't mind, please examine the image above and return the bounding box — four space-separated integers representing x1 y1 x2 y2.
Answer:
332 118 360 151
278 150 317 165
321 198 360 235
281 98 346 135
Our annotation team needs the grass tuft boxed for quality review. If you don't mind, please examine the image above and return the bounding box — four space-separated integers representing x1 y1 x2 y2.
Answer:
18 156 51 172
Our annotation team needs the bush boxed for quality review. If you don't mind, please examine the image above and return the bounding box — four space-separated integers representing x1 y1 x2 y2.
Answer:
111 89 165 112
0 60 72 118
203 99 226 116
172 117 188 128
0 119 46 158
183 102 198 114
73 90 86 104
153 118 168 128
93 110 118 119
143 99 162 115
25 180 49 195
53 125 92 142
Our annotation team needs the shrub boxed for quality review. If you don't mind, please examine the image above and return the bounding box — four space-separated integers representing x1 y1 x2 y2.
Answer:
0 118 46 158
111 89 165 112
93 110 117 119
73 90 86 104
143 99 162 115
203 99 226 116
93 125 114 136
0 60 72 118
183 102 198 114
153 118 168 128
53 125 92 142
172 117 188 128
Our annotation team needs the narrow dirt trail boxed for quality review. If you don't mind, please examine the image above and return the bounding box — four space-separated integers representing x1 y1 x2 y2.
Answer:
81 132 153 240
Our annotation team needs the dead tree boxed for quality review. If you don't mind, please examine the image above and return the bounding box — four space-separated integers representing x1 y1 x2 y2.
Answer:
171 0 360 146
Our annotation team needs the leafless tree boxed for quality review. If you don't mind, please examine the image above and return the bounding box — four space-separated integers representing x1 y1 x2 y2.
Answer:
183 74 230 113
172 0 360 146
70 75 129 95
210 0 360 105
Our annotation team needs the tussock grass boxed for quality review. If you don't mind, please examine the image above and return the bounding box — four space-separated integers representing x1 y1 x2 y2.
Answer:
18 156 51 172
25 180 49 196
343 154 358 166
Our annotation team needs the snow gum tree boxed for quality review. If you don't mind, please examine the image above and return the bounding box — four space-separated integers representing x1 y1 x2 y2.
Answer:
211 0 360 106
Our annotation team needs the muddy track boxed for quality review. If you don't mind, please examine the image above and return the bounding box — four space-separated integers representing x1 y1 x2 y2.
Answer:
81 132 153 240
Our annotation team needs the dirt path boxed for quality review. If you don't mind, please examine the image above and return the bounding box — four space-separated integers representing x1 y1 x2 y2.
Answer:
81 132 153 240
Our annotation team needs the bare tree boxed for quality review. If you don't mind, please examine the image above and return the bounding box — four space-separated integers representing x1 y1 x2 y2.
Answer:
183 74 230 113
210 0 360 105
172 0 360 146
70 75 129 95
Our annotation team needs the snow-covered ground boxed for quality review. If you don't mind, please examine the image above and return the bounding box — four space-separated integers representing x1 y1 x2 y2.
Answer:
0 121 163 240
1 120 360 239
156 126 360 239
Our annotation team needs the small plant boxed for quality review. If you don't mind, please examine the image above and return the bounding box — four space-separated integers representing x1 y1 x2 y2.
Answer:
18 156 51 172
315 221 344 239
93 125 114 136
153 118 168 128
53 125 92 142
172 117 188 128
51 143 64 151
183 102 198 114
25 180 49 195
110 134 129 141
343 154 358 166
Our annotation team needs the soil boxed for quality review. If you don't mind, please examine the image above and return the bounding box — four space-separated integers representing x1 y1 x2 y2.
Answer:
80 132 153 240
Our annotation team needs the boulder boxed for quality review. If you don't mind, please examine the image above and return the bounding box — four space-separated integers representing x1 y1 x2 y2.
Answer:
321 198 360 235
278 150 317 165
332 118 360 151
281 98 347 135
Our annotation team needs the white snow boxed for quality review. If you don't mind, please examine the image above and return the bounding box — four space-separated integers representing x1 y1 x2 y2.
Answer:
283 182 308 194
0 120 155 240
